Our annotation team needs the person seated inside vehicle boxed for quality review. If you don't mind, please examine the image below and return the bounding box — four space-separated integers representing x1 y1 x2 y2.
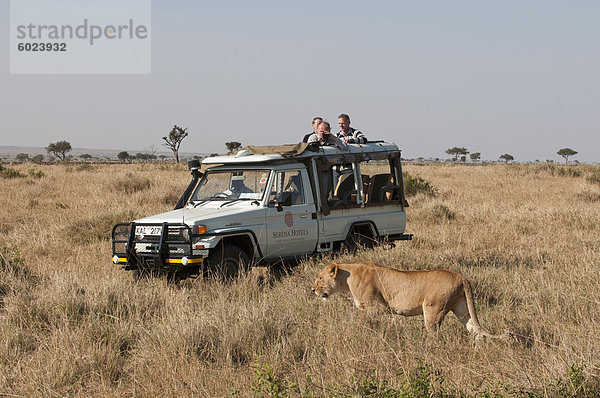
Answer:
224 175 254 198
284 174 304 205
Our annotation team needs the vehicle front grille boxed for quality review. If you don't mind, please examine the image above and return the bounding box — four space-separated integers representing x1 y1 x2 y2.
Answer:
112 222 193 258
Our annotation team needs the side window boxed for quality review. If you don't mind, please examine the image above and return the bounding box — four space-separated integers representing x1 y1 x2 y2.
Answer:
268 170 305 205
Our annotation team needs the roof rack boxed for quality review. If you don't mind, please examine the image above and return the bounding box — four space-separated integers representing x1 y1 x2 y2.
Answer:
202 141 400 165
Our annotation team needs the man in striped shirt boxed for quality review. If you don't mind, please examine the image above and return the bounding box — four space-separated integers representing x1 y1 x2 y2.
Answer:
337 113 367 144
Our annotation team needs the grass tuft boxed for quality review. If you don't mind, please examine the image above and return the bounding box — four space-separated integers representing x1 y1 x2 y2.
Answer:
585 169 600 186
67 210 141 245
114 173 152 194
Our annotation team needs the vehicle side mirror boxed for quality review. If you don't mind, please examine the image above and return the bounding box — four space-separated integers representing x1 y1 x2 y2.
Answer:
187 159 201 170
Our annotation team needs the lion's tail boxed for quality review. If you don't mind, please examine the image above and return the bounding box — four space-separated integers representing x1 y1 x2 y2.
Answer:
462 277 511 340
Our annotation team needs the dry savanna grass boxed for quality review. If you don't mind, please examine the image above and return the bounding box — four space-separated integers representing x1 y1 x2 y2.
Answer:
1 161 599 397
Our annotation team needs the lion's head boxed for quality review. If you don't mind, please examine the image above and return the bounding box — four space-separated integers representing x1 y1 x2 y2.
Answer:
312 262 340 299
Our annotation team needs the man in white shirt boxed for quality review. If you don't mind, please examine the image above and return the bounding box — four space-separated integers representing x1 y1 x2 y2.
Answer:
307 121 348 150
307 121 348 198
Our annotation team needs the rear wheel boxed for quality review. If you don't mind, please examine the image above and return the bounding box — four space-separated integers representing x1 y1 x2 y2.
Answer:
343 226 376 253
205 244 250 280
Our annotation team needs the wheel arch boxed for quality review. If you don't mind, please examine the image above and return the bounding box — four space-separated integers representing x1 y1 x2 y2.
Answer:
210 231 261 261
344 220 379 241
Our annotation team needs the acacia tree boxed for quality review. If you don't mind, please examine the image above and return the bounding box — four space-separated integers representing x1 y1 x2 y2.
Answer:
470 152 481 162
16 153 29 162
445 147 468 162
499 154 514 163
163 125 189 163
46 141 72 161
145 145 159 157
118 151 130 163
225 141 242 153
557 148 578 165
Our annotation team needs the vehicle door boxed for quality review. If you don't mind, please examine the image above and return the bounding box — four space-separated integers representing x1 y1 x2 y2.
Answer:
265 169 318 259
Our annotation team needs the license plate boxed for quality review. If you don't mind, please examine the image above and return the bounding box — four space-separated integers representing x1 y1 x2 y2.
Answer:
135 226 162 236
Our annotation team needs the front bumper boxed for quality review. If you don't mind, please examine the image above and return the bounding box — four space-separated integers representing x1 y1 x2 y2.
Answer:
111 222 205 272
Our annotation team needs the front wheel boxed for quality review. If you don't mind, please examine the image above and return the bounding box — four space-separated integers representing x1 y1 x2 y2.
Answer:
205 244 250 280
131 267 165 282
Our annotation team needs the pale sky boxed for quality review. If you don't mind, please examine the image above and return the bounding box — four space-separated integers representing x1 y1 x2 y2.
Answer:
1 0 599 162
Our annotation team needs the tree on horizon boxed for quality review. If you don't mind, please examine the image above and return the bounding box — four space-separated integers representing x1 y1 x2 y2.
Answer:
445 147 468 162
557 148 577 165
499 153 514 163
46 141 72 161
163 125 189 163
225 142 242 153
118 151 130 163
470 152 481 162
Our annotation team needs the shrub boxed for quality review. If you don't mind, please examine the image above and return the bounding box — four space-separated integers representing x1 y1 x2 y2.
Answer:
352 359 450 397
31 154 45 164
0 165 25 179
552 363 600 397
27 169 45 179
15 153 29 162
403 172 437 197
253 362 288 398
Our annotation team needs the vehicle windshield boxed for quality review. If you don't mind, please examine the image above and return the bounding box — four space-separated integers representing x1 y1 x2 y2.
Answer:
188 169 270 203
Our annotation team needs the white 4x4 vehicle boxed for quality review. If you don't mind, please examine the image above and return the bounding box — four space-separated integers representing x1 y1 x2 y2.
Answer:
111 141 411 279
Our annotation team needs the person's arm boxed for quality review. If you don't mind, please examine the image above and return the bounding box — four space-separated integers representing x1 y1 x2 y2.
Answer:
307 134 319 143
346 129 367 144
329 136 348 150
354 130 367 144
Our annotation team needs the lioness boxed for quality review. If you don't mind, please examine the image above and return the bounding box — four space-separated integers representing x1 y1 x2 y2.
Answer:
312 261 508 340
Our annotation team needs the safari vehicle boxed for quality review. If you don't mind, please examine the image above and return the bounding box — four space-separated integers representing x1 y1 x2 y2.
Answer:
111 141 412 279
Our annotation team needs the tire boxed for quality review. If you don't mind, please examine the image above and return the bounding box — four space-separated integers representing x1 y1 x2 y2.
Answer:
131 267 152 281
131 268 144 281
343 228 375 253
205 244 250 280
131 267 161 281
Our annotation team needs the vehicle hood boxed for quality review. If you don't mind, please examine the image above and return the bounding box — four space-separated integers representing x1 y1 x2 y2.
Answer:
134 204 264 227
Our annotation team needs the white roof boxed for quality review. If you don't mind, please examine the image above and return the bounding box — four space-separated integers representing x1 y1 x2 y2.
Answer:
202 142 400 165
